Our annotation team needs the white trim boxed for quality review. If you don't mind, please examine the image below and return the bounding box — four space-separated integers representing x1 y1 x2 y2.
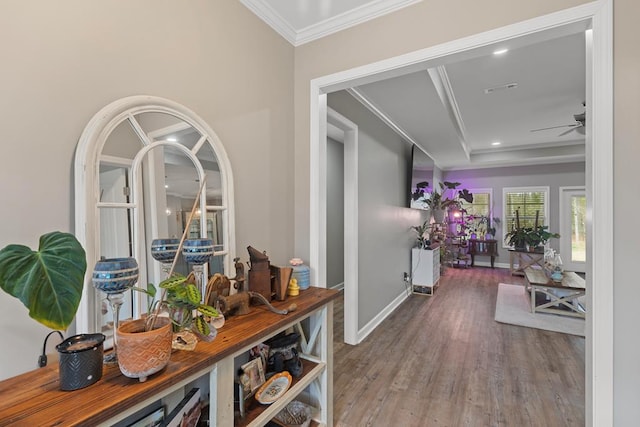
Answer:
559 186 586 272
346 87 439 162
330 282 345 291
327 107 359 346
427 66 471 159
357 291 409 342
240 0 423 46
309 2 613 424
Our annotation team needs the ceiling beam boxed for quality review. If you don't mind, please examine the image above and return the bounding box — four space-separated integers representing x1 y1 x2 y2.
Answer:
426 66 471 160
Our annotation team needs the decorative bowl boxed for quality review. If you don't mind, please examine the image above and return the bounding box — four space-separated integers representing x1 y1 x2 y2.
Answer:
182 238 214 265
150 238 180 263
91 257 139 294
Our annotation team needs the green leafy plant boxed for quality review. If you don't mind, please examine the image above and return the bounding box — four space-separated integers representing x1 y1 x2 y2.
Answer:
0 231 87 330
411 220 431 249
411 181 473 210
528 225 560 247
138 274 218 338
505 225 560 250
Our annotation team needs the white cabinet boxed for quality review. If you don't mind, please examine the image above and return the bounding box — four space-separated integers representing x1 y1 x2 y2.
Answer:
412 247 440 295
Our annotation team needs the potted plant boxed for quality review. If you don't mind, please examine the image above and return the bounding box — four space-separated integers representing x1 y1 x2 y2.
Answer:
412 181 473 222
504 226 532 251
485 217 501 239
504 209 559 252
0 231 105 390
527 225 560 251
410 220 431 249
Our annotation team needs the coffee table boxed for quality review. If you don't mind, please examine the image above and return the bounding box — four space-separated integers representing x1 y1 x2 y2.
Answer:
509 249 545 275
523 267 586 318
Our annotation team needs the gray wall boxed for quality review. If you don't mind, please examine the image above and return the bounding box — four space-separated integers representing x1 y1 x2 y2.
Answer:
328 91 426 328
0 1 294 380
444 162 585 263
326 137 345 288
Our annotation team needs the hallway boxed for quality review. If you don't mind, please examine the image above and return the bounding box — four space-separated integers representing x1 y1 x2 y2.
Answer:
332 267 585 426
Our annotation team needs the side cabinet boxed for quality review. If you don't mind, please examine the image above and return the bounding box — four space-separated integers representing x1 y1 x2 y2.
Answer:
411 246 440 295
0 288 340 427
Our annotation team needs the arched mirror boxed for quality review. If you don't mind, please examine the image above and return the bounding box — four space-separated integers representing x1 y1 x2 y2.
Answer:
75 96 235 339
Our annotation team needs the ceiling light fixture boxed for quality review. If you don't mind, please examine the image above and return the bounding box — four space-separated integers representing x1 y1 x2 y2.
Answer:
491 141 501 146
493 48 509 55
167 137 178 142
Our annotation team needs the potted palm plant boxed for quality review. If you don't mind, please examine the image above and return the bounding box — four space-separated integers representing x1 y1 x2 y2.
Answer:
410 220 431 249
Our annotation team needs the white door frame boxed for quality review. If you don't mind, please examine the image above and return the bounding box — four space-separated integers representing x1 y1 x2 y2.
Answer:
327 108 359 345
309 1 613 425
559 186 587 273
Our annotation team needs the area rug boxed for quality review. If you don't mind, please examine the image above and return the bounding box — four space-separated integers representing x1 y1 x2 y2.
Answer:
495 283 585 337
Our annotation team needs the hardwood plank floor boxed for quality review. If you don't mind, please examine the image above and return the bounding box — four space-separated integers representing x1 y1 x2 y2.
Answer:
333 267 585 426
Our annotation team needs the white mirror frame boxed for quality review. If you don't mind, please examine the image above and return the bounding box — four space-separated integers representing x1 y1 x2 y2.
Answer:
74 95 235 334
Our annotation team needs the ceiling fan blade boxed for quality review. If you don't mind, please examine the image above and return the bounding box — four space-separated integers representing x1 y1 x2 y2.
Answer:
530 124 575 132
558 126 578 137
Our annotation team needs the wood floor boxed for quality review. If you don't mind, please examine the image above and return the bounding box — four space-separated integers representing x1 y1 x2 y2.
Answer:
332 267 585 427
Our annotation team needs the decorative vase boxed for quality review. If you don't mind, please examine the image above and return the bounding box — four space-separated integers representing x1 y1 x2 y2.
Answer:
289 258 310 290
56 333 105 391
116 316 172 382
91 257 139 364
183 238 214 303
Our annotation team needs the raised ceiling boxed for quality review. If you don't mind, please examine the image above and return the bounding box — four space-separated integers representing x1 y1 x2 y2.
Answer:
242 1 587 170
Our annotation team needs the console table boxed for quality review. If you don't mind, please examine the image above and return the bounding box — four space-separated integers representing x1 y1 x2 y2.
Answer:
524 268 586 318
509 249 545 275
0 287 340 427
468 239 498 268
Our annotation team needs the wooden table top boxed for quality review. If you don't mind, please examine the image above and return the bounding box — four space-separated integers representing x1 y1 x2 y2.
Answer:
524 267 586 290
0 287 340 427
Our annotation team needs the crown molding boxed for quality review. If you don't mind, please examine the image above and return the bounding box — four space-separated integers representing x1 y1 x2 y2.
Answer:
241 0 423 46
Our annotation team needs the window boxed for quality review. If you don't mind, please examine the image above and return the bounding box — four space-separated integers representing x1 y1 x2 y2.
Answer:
460 188 492 237
502 186 549 247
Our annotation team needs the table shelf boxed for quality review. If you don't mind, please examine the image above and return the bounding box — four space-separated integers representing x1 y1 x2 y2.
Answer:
0 287 339 427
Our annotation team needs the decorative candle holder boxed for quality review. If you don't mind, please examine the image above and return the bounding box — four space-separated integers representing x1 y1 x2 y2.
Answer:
182 238 214 303
151 238 180 277
92 257 139 364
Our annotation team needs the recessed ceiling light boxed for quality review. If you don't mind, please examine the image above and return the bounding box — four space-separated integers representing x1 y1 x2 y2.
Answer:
493 48 509 56
491 141 502 146
167 137 178 142
164 184 169 188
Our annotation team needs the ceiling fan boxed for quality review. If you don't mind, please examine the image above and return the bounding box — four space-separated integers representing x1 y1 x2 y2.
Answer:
530 106 586 136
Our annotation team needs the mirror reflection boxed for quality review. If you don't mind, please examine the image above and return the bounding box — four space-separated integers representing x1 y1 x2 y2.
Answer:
96 111 225 337
410 145 435 210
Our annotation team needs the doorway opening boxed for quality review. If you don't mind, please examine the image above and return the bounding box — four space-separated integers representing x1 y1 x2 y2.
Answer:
309 2 613 424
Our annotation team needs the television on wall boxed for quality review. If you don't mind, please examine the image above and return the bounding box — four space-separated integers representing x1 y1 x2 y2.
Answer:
409 145 434 210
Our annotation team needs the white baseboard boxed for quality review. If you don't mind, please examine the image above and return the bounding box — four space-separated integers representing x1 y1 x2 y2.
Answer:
356 290 409 343
330 282 344 291
471 260 510 269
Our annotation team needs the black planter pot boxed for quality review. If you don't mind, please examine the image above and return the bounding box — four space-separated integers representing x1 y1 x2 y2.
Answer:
56 333 105 391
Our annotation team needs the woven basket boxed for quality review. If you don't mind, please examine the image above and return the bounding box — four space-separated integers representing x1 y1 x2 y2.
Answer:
116 316 172 382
